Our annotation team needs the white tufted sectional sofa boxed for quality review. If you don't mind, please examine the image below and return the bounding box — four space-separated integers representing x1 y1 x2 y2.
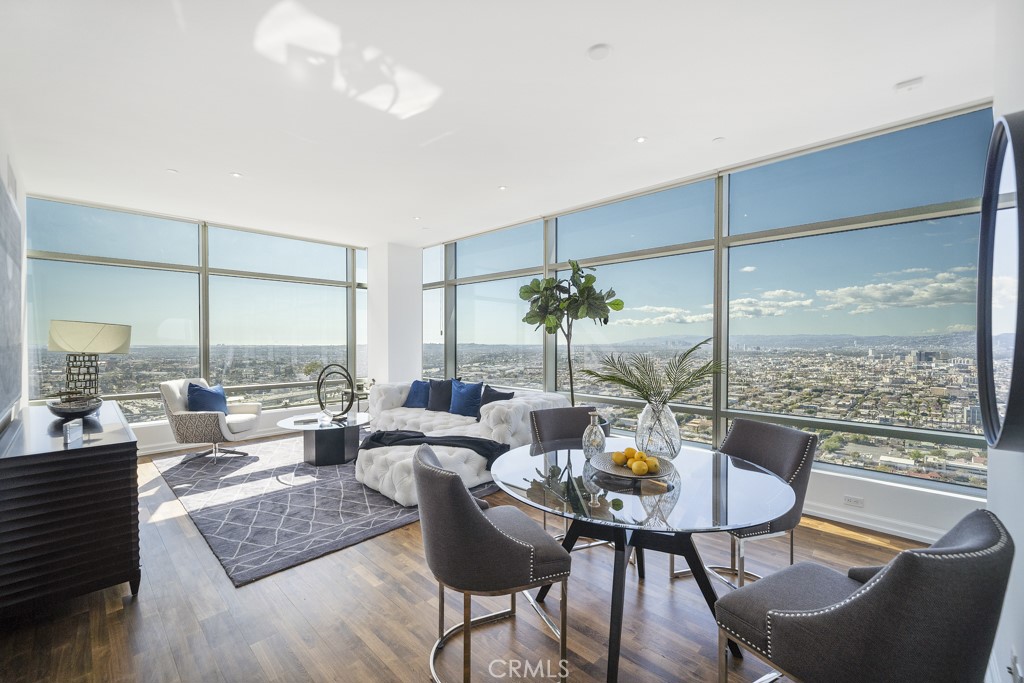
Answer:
355 381 570 506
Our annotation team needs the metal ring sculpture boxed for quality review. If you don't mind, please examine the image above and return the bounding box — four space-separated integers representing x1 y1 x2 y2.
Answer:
316 363 355 420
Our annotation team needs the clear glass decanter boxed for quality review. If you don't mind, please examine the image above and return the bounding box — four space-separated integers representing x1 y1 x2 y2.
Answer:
582 411 606 460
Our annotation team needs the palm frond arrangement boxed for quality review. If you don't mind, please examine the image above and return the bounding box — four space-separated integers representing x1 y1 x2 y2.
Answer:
581 338 721 405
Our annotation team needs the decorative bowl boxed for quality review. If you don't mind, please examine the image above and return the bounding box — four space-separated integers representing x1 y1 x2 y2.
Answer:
46 398 103 421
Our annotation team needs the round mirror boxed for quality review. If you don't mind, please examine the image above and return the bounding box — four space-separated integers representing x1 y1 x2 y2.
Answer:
979 112 1024 449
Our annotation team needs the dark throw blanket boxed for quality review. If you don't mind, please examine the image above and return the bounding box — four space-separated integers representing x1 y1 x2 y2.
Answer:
359 430 510 470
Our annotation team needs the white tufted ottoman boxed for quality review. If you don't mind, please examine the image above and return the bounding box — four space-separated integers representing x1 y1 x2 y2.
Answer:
355 382 570 506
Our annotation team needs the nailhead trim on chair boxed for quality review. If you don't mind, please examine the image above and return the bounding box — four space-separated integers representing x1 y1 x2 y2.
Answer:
729 431 814 540
764 510 1009 658
786 434 815 485
418 457 569 585
716 621 770 657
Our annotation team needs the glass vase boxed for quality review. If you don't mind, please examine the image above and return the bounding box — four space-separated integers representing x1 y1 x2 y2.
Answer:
582 411 606 460
635 402 681 460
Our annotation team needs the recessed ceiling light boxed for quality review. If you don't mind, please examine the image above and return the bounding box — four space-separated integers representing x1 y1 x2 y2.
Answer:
165 168 179 174
306 55 327 66
712 136 726 143
587 43 612 61
498 186 508 191
894 76 924 93
414 216 421 221
229 172 243 178
635 136 647 144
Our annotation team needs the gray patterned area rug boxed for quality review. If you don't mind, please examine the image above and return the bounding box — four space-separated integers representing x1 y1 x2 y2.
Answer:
154 437 495 587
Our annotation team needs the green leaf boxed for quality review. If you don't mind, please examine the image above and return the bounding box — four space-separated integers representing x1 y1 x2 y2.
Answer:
608 299 624 311
583 274 596 287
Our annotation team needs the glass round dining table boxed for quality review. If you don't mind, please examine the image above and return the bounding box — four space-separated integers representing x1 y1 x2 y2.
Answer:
490 436 796 683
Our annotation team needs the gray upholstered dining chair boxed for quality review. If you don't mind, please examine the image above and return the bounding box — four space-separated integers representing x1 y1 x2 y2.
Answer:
670 418 817 586
413 445 571 683
714 509 1015 683
529 406 610 447
159 378 262 460
528 406 625 559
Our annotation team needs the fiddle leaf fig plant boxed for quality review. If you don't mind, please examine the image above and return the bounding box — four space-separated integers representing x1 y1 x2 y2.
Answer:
519 260 624 405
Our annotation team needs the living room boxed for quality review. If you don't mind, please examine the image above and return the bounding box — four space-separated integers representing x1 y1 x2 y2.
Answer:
1 1 1023 681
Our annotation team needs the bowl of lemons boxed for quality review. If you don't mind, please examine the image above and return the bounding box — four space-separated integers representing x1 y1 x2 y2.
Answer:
590 447 675 479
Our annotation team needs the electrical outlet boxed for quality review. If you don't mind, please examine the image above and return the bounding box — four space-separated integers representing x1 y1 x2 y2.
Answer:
842 495 865 508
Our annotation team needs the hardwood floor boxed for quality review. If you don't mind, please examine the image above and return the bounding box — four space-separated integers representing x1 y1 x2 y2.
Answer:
0 443 921 683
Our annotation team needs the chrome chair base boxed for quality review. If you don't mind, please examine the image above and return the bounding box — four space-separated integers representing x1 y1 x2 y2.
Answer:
718 629 790 683
430 580 567 683
183 443 248 464
670 530 793 588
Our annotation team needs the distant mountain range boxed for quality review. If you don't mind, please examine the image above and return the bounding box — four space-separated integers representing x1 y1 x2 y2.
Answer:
449 330 1006 354
618 331 981 352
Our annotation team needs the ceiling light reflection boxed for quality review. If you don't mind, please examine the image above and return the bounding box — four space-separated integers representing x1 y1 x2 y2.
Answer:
254 1 442 120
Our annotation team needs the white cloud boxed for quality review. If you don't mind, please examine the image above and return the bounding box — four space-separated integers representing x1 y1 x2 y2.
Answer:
947 323 975 332
730 297 813 319
613 308 714 326
950 265 976 273
761 289 806 300
816 273 975 315
739 266 757 273
627 305 686 314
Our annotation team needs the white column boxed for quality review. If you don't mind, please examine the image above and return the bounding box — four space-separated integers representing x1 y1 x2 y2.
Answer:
367 242 422 384
988 1 1024 678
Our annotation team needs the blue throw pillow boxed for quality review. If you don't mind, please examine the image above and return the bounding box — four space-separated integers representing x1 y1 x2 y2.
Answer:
449 379 484 418
403 379 430 408
426 379 454 412
187 383 228 414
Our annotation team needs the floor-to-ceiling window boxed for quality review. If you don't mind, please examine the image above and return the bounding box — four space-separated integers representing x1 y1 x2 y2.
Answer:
26 199 365 422
423 106 992 490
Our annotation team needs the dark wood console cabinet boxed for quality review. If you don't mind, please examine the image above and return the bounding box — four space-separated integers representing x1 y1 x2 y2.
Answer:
0 402 140 615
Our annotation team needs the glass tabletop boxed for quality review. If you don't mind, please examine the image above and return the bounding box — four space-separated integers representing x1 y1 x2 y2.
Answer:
276 411 371 431
490 436 796 534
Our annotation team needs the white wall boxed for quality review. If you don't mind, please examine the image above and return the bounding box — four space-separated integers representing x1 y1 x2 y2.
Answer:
989 0 1024 678
367 242 422 384
804 468 984 542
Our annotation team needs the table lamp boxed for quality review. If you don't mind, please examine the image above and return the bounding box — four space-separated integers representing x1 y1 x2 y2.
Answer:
47 320 132 419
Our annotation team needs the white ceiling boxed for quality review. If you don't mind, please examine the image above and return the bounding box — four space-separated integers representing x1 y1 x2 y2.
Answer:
0 0 996 248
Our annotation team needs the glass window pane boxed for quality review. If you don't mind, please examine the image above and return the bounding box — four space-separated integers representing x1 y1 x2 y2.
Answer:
557 181 715 261
208 227 347 280
456 221 542 278
729 109 992 234
728 215 980 435
27 260 200 402
805 425 986 489
423 288 444 378
423 245 444 284
355 249 367 283
578 399 714 446
356 288 367 378
208 276 347 386
27 198 199 265
558 252 716 406
456 276 542 388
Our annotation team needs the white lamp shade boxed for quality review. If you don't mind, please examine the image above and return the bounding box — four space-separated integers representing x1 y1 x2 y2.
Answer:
48 320 132 354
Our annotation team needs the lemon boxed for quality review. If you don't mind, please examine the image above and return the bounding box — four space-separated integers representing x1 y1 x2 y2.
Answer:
636 451 647 460
631 460 649 475
626 457 637 469
646 457 660 474
624 447 637 457
611 451 627 466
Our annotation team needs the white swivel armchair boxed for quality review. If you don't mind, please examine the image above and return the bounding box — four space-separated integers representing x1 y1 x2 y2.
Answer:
159 378 262 459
